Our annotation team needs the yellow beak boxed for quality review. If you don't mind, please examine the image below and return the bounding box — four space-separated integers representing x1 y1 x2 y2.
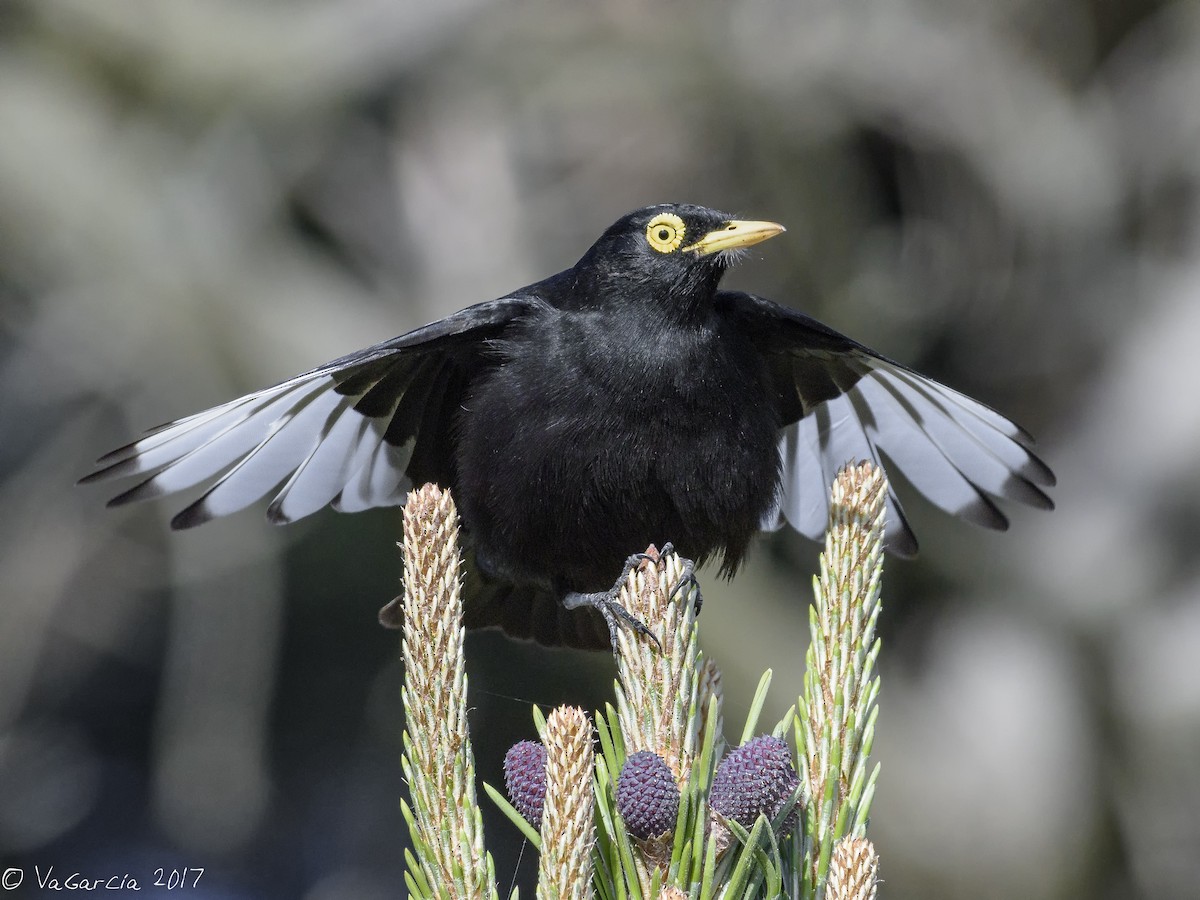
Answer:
681 219 786 256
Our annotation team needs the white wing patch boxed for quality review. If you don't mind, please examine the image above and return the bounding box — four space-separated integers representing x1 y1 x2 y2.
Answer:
85 371 415 528
333 437 412 513
765 357 1052 556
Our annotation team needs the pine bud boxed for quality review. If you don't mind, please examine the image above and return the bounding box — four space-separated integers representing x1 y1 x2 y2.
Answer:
616 750 680 839
709 735 800 836
503 740 547 827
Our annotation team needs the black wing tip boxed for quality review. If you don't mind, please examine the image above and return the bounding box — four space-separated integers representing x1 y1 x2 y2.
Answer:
93 443 140 467
963 493 1010 531
79 458 141 485
886 530 919 559
170 502 212 531
105 477 167 508
1005 476 1056 511
1009 419 1038 445
265 501 293 525
885 503 920 558
979 512 1011 533
92 421 179 465
1020 452 1057 488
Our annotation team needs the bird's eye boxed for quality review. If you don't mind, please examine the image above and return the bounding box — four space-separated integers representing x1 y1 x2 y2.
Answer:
645 213 686 253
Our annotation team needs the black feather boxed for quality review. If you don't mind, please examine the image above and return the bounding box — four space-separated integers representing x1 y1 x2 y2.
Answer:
83 204 1054 649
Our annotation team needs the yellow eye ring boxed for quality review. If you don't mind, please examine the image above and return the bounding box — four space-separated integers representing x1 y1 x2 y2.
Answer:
645 213 686 253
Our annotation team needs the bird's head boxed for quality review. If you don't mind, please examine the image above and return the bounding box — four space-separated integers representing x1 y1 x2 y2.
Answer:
571 204 785 313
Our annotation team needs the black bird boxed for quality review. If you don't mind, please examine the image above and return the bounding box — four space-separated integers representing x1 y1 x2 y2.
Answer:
82 204 1054 648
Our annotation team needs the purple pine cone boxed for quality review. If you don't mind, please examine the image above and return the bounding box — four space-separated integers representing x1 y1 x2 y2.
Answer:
709 735 801 836
504 740 547 827
617 750 680 839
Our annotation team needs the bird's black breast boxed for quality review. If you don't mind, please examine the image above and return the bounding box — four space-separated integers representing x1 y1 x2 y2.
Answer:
453 302 781 592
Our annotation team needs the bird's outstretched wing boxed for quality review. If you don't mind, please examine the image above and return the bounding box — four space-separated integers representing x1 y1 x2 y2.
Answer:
81 295 543 529
717 291 1055 555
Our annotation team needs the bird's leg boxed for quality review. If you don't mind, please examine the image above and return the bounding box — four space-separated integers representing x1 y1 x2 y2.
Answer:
562 552 661 655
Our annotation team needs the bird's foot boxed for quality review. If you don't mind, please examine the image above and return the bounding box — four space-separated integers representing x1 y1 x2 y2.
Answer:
563 551 662 655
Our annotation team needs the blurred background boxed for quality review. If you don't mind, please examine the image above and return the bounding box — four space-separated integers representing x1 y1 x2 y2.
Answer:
2 0 1198 897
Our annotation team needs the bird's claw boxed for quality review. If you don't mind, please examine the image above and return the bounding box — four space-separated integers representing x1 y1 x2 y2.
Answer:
563 583 660 656
667 556 703 614
562 543 706 656
651 542 703 615
622 541 701 614
563 547 672 654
